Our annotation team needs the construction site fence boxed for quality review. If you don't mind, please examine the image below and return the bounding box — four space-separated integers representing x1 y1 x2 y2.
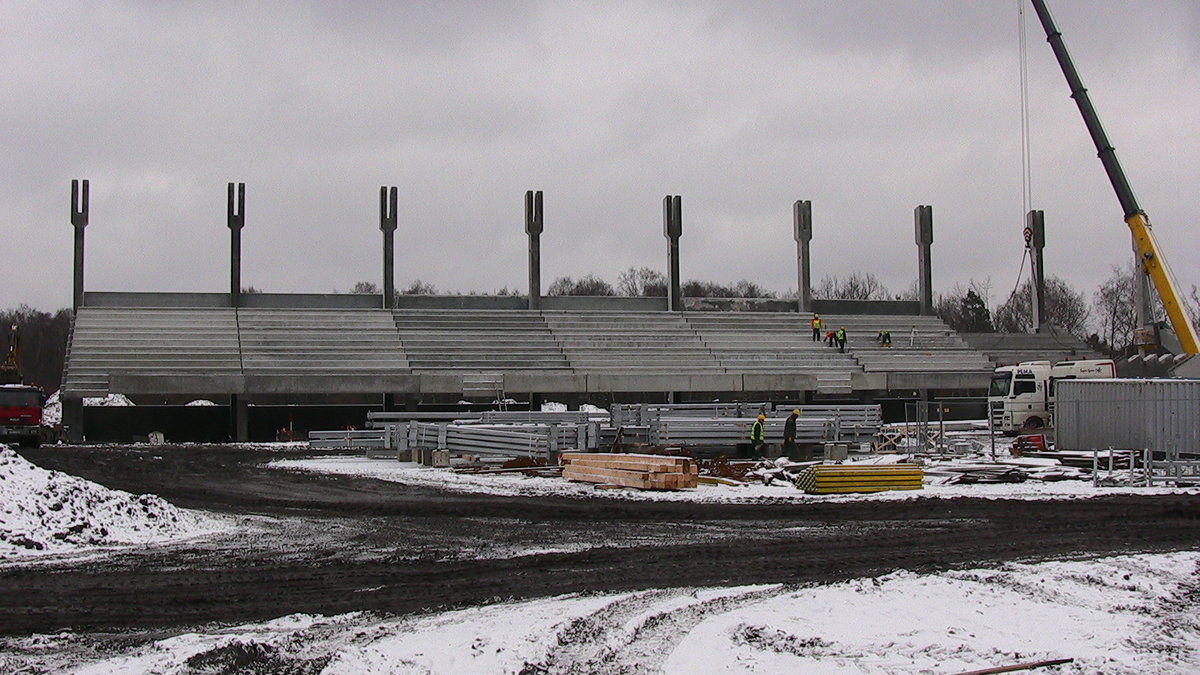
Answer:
391 421 600 459
612 403 882 440
648 417 835 446
1091 448 1200 487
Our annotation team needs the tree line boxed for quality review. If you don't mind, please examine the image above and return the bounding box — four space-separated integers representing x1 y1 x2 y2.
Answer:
7 266 1199 392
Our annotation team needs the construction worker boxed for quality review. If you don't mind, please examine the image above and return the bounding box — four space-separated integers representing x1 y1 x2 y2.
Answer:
835 327 847 353
750 413 766 457
783 408 798 458
810 314 822 341
877 329 891 347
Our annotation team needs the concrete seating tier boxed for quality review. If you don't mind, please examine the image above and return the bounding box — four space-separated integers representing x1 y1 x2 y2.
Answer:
393 309 570 372
64 307 242 396
681 312 864 387
959 332 1105 367
543 311 725 373
815 315 995 373
238 309 410 375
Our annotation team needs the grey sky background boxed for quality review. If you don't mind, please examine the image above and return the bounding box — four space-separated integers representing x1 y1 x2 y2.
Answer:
4 1 1198 319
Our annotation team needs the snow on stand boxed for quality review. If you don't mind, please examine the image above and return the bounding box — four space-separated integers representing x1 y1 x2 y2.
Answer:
0 444 226 560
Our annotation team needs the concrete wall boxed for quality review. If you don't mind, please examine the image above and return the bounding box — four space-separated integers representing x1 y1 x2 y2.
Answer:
393 295 528 310
85 292 232 308
812 299 921 316
542 296 667 311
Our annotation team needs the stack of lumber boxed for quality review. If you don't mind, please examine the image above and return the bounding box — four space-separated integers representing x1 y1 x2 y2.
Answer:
561 452 698 490
794 463 923 494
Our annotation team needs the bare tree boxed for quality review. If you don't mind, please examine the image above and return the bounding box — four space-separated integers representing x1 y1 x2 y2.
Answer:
616 267 667 297
349 281 380 294
1092 265 1138 357
401 280 438 295
935 279 994 332
994 276 1089 335
813 272 891 300
1 306 73 392
548 275 615 296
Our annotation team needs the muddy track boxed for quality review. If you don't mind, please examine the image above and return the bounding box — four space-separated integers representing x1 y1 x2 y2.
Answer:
3 445 1199 637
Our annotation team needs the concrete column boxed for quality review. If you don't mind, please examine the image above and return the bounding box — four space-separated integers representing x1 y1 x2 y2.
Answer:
230 394 248 442
663 195 682 311
228 183 245 307
793 200 813 312
1025 210 1046 332
914 205 933 316
62 395 84 443
525 190 543 310
70 179 89 312
380 186 398 309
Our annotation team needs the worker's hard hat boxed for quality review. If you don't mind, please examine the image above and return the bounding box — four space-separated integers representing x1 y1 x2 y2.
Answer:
793 409 800 415
757 414 765 420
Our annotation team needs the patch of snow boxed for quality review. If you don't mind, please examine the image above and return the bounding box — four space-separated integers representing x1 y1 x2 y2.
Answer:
0 446 228 560
36 551 1200 674
541 400 568 412
83 393 134 407
185 399 217 406
270 456 1200 503
41 390 61 426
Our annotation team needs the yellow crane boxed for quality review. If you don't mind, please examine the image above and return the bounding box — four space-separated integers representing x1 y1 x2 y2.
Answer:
1030 0 1199 354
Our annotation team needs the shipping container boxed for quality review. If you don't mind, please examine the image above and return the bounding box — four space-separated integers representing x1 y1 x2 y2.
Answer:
1055 378 1200 459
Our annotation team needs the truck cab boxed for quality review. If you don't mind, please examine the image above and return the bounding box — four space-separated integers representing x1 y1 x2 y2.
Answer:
988 359 1115 434
0 384 46 447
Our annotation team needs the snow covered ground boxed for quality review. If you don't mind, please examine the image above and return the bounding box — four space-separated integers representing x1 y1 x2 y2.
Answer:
271 455 1200 503
0 445 228 560
5 551 1195 674
3 442 1198 673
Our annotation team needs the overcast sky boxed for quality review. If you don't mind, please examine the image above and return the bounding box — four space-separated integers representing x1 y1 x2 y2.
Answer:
4 1 1198 316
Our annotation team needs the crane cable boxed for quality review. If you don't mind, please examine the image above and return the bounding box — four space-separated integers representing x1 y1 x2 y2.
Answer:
1001 0 1036 314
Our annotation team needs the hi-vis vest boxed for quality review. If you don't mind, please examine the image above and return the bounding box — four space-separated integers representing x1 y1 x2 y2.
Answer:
751 420 765 442
811 317 822 329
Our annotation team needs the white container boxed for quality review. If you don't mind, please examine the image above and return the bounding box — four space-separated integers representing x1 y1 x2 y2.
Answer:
1055 378 1200 459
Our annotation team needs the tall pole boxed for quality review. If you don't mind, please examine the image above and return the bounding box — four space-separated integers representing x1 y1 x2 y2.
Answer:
793 200 813 312
380 186 398 309
227 183 245 307
70 179 89 312
1025 210 1045 332
525 190 543 310
663 195 682 311
914 205 934 316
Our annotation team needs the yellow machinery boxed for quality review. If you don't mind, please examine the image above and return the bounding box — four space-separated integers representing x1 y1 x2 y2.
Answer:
1030 0 1199 354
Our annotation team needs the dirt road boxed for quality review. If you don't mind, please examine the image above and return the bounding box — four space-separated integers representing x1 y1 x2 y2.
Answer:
4 445 1199 637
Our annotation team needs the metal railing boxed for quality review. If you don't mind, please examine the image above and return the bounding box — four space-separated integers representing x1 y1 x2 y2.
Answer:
648 417 834 446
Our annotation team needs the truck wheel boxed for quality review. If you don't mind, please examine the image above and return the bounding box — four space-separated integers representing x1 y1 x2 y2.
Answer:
1022 416 1045 431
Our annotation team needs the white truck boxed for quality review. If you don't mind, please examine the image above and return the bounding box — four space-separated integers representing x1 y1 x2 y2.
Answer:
987 359 1116 434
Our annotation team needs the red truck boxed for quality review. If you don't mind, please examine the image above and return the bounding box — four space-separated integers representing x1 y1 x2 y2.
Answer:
1 324 49 447
0 384 45 447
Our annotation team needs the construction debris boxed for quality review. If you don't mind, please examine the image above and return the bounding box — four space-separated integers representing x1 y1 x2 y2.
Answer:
560 452 699 490
794 464 923 494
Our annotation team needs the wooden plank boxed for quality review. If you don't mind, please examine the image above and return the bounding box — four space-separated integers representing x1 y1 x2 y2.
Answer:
563 465 697 490
564 456 691 474
562 452 690 466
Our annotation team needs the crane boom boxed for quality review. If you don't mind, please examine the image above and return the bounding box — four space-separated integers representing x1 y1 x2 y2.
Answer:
1029 0 1198 354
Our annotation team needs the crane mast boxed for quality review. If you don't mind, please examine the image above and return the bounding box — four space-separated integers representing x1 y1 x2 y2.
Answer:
1029 0 1199 355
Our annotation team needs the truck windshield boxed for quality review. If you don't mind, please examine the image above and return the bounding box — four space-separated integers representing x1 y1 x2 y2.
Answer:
988 372 1011 397
0 390 40 407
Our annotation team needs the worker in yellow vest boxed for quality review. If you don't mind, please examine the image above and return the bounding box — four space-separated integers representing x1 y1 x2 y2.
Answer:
810 314 822 341
750 413 766 457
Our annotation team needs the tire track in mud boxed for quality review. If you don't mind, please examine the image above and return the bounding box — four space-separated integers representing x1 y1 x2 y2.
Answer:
525 586 796 674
